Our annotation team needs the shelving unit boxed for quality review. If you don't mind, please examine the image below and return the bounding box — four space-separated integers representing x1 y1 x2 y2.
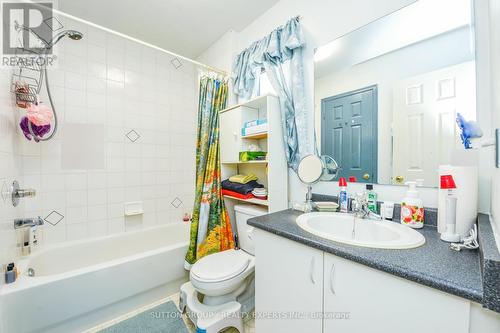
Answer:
219 94 288 219
221 160 268 164
222 195 269 206
241 132 268 140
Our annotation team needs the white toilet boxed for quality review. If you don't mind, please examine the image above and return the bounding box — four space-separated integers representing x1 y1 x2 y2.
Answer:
179 204 267 333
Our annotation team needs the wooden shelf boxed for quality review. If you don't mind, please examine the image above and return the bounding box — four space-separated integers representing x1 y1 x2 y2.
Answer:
241 132 268 140
219 94 278 114
223 195 269 206
221 160 268 164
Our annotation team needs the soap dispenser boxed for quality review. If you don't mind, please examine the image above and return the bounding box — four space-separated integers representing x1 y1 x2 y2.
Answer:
400 181 424 229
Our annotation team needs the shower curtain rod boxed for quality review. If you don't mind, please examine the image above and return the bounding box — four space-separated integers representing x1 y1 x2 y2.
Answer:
48 7 228 76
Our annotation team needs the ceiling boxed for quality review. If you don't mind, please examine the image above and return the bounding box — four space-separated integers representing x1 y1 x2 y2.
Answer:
55 0 279 58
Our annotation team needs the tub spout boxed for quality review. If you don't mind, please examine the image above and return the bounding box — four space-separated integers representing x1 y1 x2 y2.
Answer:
14 217 44 229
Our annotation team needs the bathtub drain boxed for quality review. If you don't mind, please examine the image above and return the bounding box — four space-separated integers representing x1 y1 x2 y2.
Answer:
27 268 35 277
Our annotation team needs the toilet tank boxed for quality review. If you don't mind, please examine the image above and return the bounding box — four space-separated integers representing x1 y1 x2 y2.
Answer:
234 204 268 255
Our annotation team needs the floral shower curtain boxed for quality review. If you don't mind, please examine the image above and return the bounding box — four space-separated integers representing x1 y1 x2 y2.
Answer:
184 75 234 269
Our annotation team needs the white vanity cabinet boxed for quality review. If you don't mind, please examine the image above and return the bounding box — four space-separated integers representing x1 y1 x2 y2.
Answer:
323 253 470 333
254 231 499 333
254 229 324 332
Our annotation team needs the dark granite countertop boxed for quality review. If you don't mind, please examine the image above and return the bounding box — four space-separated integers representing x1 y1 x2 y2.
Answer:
478 213 500 312
248 209 484 304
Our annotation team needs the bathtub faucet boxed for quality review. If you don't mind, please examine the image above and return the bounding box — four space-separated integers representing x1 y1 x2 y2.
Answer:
14 217 44 229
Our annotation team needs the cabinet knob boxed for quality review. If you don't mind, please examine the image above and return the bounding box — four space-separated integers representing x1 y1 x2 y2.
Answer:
363 173 370 180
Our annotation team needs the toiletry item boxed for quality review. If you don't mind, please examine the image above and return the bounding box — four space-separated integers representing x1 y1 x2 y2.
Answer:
338 177 349 213
238 151 267 162
243 119 267 128
5 263 16 284
438 165 478 237
366 184 377 213
400 181 424 228
241 122 268 136
440 175 460 242
382 201 394 220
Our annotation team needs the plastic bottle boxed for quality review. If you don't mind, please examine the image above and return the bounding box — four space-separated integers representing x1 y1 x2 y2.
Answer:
366 184 377 213
338 177 348 213
400 181 424 228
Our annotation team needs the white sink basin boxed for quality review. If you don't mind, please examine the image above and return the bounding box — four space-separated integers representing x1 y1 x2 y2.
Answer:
296 212 425 249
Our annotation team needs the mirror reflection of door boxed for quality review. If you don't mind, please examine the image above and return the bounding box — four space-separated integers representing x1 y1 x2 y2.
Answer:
321 85 377 183
392 61 476 187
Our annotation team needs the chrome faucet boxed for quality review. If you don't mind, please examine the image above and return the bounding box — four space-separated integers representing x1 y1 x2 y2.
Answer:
14 217 44 229
351 193 382 220
11 180 36 207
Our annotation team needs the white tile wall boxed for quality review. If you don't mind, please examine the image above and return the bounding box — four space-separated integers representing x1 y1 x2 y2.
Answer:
0 15 199 272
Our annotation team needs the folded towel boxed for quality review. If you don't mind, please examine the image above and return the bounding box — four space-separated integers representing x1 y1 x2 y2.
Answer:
222 179 263 195
252 188 268 199
228 173 258 184
222 189 255 200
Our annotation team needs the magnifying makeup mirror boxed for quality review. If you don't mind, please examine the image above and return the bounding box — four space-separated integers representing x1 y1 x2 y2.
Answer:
320 155 340 181
297 154 325 212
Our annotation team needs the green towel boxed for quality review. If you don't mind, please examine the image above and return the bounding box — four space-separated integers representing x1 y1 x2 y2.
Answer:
229 173 258 184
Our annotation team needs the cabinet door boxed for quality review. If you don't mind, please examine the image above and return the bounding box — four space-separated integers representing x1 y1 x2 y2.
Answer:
323 253 470 333
219 110 241 162
254 230 323 333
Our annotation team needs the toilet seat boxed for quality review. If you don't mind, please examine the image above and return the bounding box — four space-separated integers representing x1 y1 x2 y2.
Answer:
191 249 251 283
190 249 255 296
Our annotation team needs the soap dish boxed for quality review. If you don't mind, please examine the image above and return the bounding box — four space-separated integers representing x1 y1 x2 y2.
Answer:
315 201 339 212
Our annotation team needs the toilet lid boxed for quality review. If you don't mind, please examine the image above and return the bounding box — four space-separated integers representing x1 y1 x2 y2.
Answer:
191 249 250 282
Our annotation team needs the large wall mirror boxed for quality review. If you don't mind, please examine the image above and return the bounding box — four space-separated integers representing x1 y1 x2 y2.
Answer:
314 0 477 187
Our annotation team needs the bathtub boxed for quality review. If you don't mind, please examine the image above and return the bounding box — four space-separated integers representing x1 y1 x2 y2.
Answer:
0 223 190 333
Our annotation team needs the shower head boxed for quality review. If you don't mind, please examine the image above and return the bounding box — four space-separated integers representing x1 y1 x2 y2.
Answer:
50 30 83 47
13 21 83 49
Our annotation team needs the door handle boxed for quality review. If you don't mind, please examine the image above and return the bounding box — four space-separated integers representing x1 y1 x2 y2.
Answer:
395 175 404 184
363 173 370 180
310 257 316 284
330 263 336 294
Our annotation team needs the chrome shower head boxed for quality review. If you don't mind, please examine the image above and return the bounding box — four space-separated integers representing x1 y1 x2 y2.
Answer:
67 31 83 40
50 30 83 47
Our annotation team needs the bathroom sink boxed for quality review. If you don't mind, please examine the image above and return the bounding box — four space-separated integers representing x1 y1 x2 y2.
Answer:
296 212 425 249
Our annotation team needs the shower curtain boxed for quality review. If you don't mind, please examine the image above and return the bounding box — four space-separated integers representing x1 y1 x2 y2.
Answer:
184 75 234 269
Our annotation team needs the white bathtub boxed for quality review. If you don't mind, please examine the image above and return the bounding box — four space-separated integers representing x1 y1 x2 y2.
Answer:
0 223 190 333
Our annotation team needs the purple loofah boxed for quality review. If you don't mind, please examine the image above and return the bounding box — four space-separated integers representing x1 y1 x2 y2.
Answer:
20 116 51 142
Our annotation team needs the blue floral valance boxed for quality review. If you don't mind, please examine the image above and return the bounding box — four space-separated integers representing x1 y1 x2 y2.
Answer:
231 17 311 171
231 16 305 98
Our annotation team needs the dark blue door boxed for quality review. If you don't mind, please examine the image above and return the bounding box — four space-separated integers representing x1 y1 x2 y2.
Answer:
321 86 377 183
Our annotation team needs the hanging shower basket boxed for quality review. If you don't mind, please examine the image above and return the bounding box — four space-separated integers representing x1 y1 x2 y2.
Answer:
10 58 43 108
9 22 59 142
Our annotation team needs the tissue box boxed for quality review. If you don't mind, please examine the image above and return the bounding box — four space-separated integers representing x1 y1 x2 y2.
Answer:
239 151 267 162
241 123 268 136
